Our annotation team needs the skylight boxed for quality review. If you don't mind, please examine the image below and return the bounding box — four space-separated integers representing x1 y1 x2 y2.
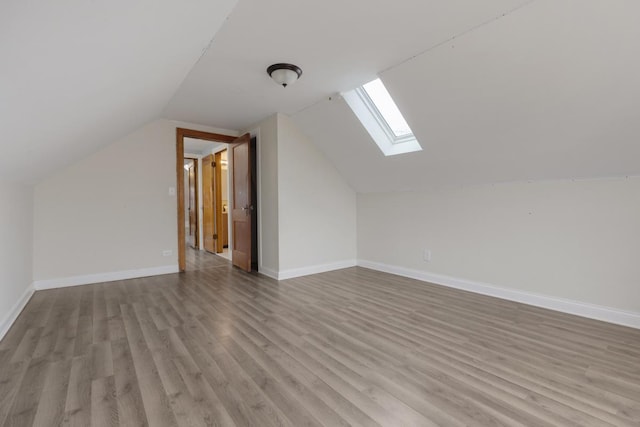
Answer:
362 79 413 138
342 78 422 156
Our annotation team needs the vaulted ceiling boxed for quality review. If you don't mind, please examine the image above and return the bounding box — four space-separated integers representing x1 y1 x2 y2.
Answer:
1 0 237 183
163 0 529 130
4 0 640 192
293 0 640 192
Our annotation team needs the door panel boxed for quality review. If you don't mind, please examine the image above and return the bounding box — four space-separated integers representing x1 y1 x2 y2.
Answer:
202 154 215 253
214 151 224 253
230 134 252 271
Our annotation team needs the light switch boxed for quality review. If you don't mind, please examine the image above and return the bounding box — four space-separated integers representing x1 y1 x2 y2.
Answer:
168 187 176 196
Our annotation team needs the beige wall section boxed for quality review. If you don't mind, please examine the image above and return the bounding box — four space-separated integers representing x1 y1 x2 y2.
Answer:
244 114 279 275
277 114 357 273
243 113 357 278
34 119 237 282
0 182 34 336
357 177 640 313
32 112 353 283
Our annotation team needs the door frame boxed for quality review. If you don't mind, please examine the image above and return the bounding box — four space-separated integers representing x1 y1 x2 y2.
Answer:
184 156 199 250
214 150 226 253
229 134 254 272
176 128 236 272
201 153 216 254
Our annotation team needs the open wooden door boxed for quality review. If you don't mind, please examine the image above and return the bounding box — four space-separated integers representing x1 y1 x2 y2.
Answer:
230 133 253 271
202 154 215 253
176 128 237 272
214 151 224 253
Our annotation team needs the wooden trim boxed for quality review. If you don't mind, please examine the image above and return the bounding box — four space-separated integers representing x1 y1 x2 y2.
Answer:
201 154 215 253
177 128 236 272
177 128 236 143
214 151 224 253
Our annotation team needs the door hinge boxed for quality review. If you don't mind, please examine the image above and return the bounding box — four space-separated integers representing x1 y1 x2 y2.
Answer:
212 161 216 167
213 234 218 240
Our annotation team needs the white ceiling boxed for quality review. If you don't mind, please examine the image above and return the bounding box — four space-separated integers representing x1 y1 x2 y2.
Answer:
164 0 529 130
184 137 226 156
0 0 237 183
293 0 640 192
4 0 640 193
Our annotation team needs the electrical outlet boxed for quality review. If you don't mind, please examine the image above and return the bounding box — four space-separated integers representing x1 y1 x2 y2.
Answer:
423 249 431 262
162 250 172 257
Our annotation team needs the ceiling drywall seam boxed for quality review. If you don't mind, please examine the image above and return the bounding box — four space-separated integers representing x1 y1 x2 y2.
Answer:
380 0 538 76
292 1 538 119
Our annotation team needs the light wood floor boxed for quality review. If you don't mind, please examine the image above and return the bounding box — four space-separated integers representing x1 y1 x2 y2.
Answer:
1 250 639 426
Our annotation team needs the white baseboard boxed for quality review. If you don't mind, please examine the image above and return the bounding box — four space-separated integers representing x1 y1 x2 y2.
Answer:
33 265 180 290
258 266 279 280
277 260 357 280
357 260 640 330
0 283 35 341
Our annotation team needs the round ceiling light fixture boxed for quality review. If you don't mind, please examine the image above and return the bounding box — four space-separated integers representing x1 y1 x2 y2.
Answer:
267 63 302 87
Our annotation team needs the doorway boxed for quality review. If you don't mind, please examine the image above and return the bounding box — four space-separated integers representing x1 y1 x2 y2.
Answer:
184 157 199 249
201 149 230 258
176 128 258 273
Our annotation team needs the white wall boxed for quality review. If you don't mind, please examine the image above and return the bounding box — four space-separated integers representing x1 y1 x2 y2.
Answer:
34 119 236 286
242 113 357 279
277 115 357 277
244 114 279 275
0 182 34 339
358 177 640 317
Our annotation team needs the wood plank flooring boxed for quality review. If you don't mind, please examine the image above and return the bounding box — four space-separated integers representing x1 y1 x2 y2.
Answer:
1 249 639 426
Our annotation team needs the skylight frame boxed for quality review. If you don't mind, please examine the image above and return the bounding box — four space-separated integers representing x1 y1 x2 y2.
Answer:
360 79 413 140
342 78 422 156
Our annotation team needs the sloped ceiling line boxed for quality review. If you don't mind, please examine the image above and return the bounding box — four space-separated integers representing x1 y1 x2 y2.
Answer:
379 0 538 77
163 0 532 130
0 0 238 183
289 0 538 120
293 0 640 193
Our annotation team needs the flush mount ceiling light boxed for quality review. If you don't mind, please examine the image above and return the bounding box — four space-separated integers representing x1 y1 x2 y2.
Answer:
267 63 302 87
